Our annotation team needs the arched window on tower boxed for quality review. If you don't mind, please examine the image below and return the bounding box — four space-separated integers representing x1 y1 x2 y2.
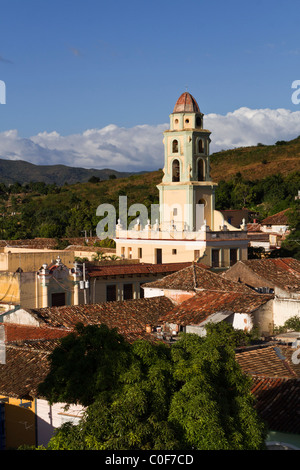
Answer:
172 139 178 153
197 159 205 181
172 159 180 182
198 139 204 153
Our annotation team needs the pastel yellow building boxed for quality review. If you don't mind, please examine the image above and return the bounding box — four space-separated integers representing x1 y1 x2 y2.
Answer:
115 92 249 268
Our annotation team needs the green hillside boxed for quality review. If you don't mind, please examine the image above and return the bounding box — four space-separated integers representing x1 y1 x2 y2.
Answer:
0 137 299 241
210 136 300 181
0 158 136 185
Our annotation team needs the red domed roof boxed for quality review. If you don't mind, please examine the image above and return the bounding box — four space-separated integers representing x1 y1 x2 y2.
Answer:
173 92 200 113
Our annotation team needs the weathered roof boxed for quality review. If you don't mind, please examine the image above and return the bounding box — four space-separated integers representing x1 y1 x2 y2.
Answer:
261 209 291 226
235 344 300 434
234 258 300 292
0 343 50 399
87 262 193 278
173 92 200 113
143 263 253 293
236 344 298 379
159 291 273 326
22 296 174 337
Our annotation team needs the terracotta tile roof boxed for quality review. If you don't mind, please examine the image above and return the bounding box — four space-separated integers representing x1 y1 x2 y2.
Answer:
159 291 273 326
236 258 300 292
22 296 175 339
143 263 253 293
251 377 300 434
173 92 200 113
261 209 291 226
247 223 262 232
0 343 50 399
87 262 193 278
3 324 69 343
235 345 298 379
235 344 300 434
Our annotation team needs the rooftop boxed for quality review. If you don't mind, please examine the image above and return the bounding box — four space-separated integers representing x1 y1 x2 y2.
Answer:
235 344 300 435
172 92 200 114
143 263 253 293
261 209 291 226
158 291 273 326
20 296 175 339
231 258 300 292
87 262 193 278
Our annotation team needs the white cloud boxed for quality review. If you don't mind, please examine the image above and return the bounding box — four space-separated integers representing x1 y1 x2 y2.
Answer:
0 107 300 172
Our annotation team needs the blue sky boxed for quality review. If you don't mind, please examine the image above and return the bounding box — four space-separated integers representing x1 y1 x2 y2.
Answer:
0 0 300 171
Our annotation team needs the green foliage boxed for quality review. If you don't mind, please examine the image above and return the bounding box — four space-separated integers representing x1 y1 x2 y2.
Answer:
215 171 300 215
38 323 131 407
274 315 300 334
41 323 267 451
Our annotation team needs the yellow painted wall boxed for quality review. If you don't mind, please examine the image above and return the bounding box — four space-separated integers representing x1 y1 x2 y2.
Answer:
0 396 36 449
0 250 74 272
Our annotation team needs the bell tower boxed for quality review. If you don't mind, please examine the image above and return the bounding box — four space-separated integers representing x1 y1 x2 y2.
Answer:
157 92 217 231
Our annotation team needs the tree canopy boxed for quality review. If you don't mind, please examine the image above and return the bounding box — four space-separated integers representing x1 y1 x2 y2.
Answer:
39 322 268 451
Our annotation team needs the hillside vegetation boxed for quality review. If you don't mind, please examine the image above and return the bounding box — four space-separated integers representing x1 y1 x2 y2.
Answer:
0 137 299 240
210 136 300 181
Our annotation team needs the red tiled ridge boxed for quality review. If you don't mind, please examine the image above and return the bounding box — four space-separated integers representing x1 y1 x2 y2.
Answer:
143 263 254 293
159 291 273 326
238 258 300 292
23 296 174 337
261 208 291 226
3 323 69 343
87 262 194 277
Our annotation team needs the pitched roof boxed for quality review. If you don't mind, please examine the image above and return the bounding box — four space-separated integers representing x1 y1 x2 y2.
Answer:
87 262 193 278
235 258 300 292
0 343 50 399
22 296 174 339
143 263 254 293
235 344 300 434
261 208 291 225
235 344 298 379
158 291 273 326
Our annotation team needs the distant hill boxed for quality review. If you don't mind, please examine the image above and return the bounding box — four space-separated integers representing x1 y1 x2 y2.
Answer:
210 136 300 181
0 158 137 185
0 136 300 186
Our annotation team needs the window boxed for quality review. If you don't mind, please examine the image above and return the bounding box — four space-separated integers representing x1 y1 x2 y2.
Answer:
172 249 177 255
172 139 178 153
196 116 202 127
106 284 117 302
211 249 220 268
172 159 180 182
230 248 238 266
173 208 177 216
197 159 204 181
198 139 204 153
51 292 66 307
123 283 133 300
138 247 142 259
155 248 162 264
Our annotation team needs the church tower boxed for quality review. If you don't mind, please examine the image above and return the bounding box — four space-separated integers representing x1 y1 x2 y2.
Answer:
115 91 248 268
157 92 217 231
